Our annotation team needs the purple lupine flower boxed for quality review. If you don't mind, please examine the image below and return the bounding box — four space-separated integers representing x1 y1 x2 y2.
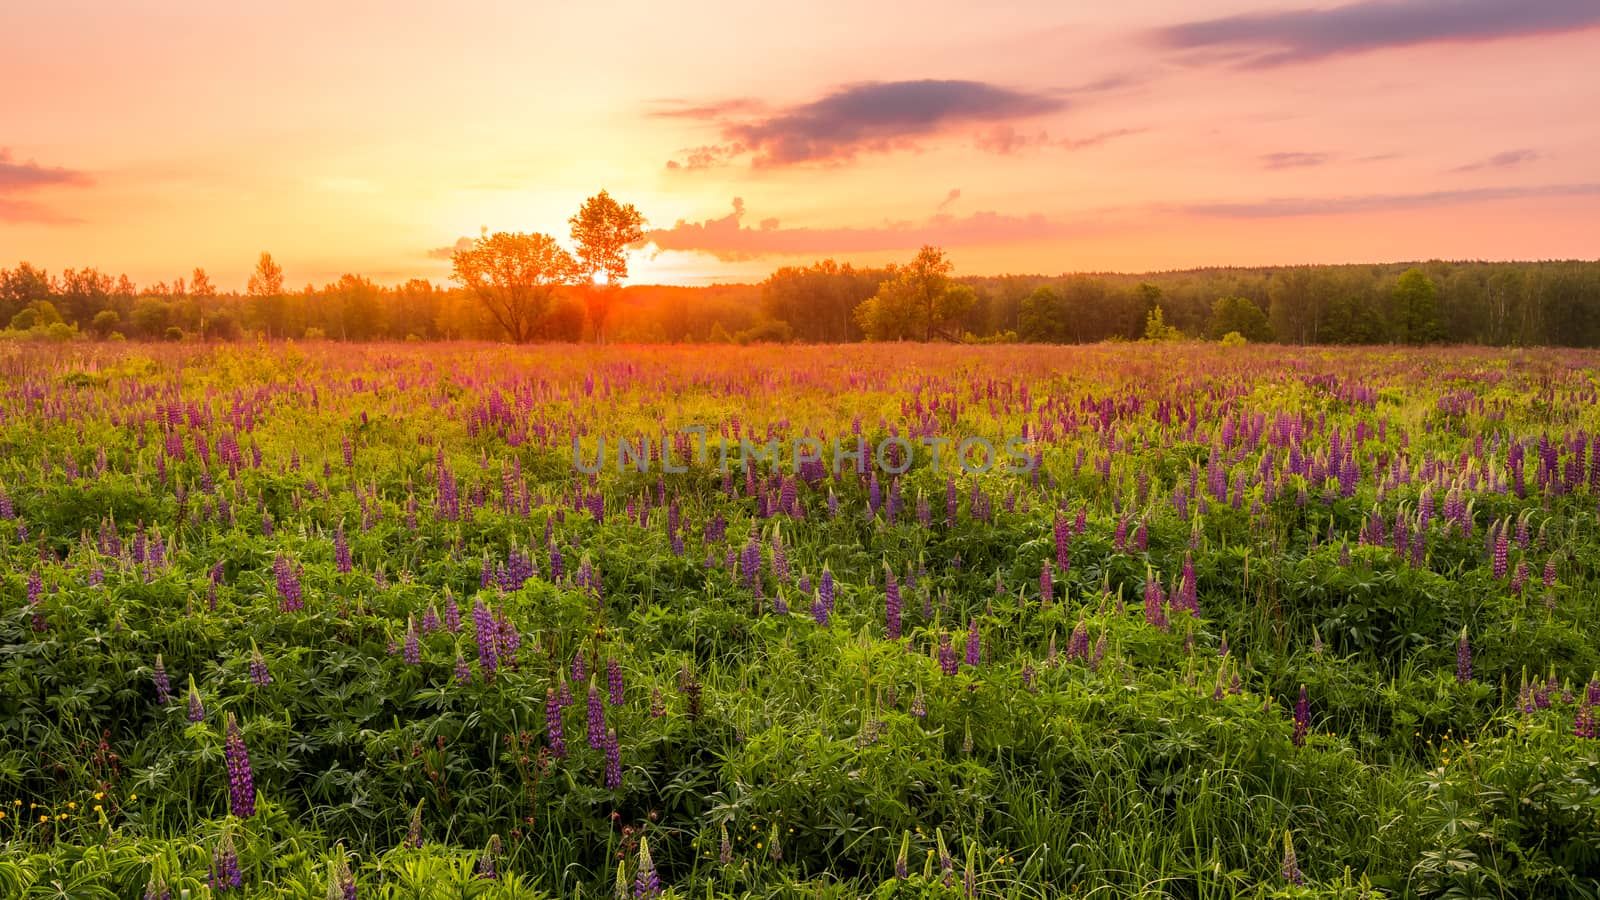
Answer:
604 727 622 789
334 524 352 574
248 641 271 686
1292 685 1309 748
404 616 421 666
454 654 472 686
1068 618 1089 662
208 831 242 890
187 675 205 723
1455 628 1471 683
1574 699 1597 740
421 603 440 634
884 567 902 640
1492 524 1510 578
965 618 981 668
819 568 835 619
405 801 424 849
587 677 606 749
1281 831 1303 885
153 655 173 705
938 633 959 676
444 595 461 633
472 599 498 678
649 687 665 717
476 835 501 880
546 687 566 758
1143 573 1169 632
911 683 927 717
634 837 661 899
223 713 256 818
571 649 587 681
895 831 911 879
607 657 625 706
273 553 303 612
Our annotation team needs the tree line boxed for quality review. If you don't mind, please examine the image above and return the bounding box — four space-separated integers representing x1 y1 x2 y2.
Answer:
5 217 1599 347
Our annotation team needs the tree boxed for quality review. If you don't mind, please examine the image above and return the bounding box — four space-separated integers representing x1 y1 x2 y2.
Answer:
247 253 283 297
569 190 645 343
854 246 975 342
1391 267 1440 344
450 231 575 343
1143 305 1181 341
91 309 121 338
1208 296 1273 342
247 252 285 338
1018 286 1066 342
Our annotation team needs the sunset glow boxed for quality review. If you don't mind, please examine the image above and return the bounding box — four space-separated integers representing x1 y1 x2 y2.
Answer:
3 0 1598 289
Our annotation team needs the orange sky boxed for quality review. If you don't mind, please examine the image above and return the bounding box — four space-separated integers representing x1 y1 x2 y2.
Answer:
3 0 1598 289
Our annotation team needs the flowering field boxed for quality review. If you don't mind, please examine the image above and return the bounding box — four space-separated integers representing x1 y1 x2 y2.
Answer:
2 341 1598 899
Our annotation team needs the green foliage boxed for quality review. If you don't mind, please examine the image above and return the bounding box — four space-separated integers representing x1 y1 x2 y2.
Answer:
1 342 1597 899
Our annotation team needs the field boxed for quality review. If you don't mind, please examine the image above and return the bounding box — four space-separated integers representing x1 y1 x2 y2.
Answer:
2 341 1598 899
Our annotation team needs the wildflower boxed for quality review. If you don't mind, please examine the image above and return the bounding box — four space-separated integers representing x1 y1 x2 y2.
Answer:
634 836 661 898
404 800 424 849
1281 830 1303 885
965 617 981 668
186 675 205 723
938 633 959 676
768 823 783 862
608 657 624 705
153 654 172 705
209 830 242 890
1068 617 1089 662
1455 626 1471 683
404 615 421 666
421 603 440 633
884 565 902 640
719 824 732 865
546 687 567 758
588 676 606 749
248 640 271 686
472 599 498 678
443 594 461 632
223 713 256 818
453 654 471 686
604 727 622 789
1039 560 1053 607
476 834 501 880
911 682 927 717
649 687 665 718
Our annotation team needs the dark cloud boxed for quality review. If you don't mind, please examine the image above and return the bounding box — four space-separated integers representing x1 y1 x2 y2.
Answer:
1260 151 1332 169
1184 182 1600 218
664 80 1066 168
0 149 92 223
975 125 1143 155
0 148 92 191
646 98 765 121
1453 148 1539 172
638 197 1095 261
1154 0 1600 67
425 236 476 260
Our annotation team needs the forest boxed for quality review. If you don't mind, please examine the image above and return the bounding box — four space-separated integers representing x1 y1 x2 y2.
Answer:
3 254 1599 347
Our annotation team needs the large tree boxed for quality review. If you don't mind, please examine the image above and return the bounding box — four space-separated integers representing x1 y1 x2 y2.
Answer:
854 246 975 342
1391 267 1440 345
450 231 575 343
569 190 645 343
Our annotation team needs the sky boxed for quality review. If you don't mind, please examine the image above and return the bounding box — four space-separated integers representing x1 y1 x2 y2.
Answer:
3 0 1598 289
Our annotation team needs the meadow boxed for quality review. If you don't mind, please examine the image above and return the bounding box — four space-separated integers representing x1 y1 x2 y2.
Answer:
1 341 1597 899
